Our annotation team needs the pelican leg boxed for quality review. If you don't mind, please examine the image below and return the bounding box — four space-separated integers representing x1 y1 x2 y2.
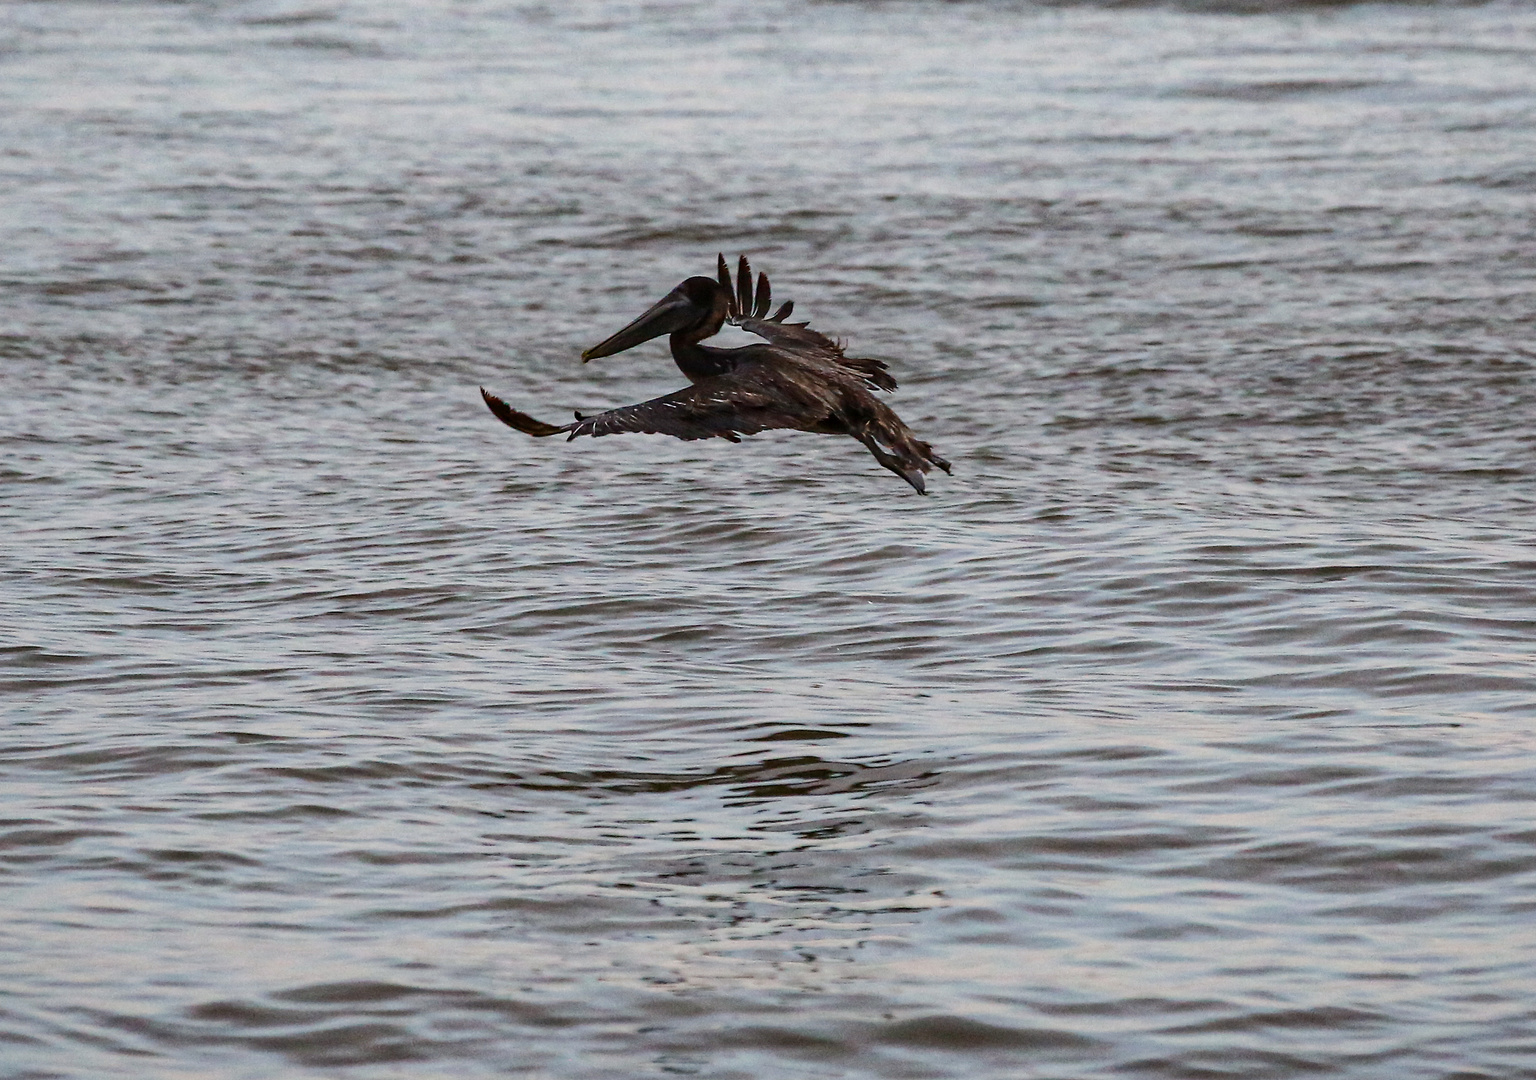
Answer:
855 434 926 495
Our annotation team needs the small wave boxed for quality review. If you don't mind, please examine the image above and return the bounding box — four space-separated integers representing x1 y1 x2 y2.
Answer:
1179 78 1396 101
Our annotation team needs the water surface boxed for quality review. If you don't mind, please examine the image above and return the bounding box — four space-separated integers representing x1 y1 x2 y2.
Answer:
4 1 1536 1076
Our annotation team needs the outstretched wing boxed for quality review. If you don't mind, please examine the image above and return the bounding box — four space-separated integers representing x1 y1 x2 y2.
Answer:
717 254 897 393
481 374 806 445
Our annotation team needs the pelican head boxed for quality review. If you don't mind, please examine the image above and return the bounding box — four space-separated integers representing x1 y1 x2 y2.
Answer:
581 275 727 361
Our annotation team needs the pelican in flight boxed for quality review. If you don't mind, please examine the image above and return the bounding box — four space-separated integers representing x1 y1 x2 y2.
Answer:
480 255 950 493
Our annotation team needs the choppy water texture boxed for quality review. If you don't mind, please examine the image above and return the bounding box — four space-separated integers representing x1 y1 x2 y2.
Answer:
5 0 1536 1076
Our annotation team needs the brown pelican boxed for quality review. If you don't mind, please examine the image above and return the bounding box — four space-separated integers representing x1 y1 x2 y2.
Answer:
480 255 950 494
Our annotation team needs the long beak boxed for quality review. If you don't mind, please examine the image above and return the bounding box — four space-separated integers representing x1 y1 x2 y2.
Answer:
581 290 696 361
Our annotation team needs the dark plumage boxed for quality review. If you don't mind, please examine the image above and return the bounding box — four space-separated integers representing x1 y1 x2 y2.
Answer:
480 255 950 493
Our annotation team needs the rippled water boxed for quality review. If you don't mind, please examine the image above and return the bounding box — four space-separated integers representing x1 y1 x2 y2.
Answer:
5 1 1536 1076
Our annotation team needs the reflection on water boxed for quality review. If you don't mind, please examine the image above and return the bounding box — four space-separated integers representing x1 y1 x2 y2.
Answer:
4 0 1536 1077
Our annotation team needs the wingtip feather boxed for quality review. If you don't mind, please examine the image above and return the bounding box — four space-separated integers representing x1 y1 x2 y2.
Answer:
480 387 570 437
717 253 733 317
736 255 752 321
754 272 771 319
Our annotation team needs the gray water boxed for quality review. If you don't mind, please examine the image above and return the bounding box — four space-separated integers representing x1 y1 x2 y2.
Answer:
5 1 1536 1077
